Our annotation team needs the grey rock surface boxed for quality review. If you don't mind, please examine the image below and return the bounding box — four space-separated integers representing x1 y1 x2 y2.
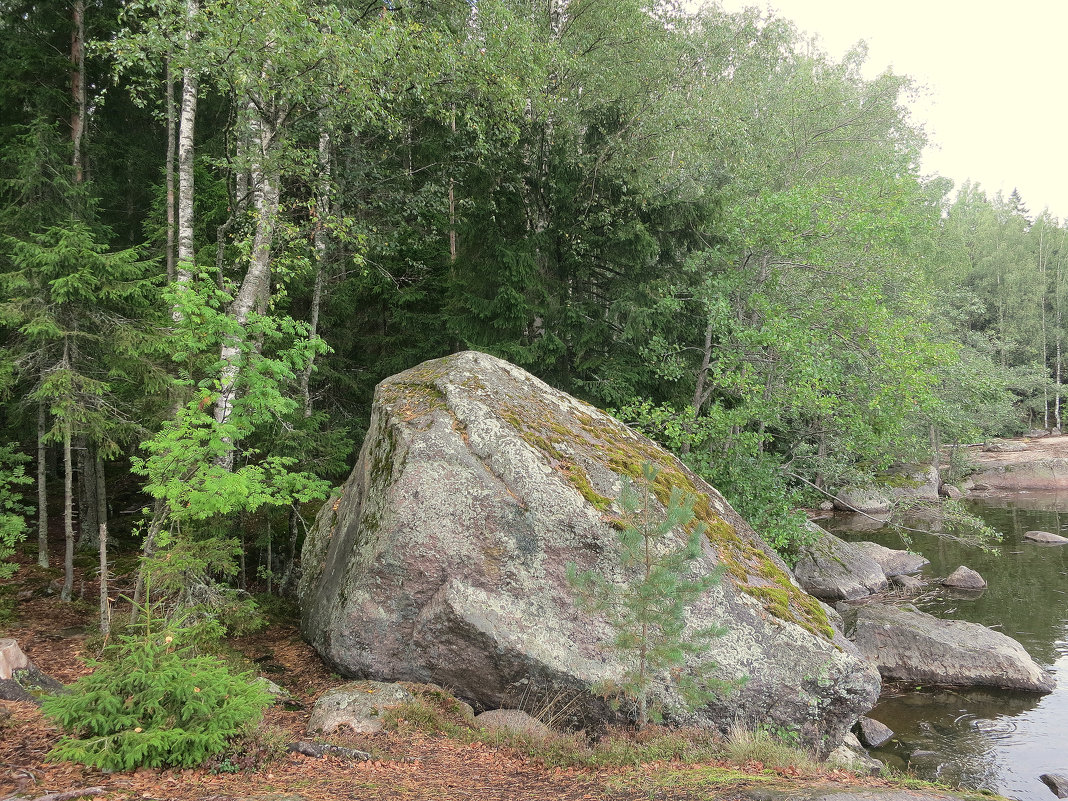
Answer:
793 526 889 601
0 638 63 704
306 681 414 735
1025 530 1068 544
1041 773 1068 798
850 604 1055 693
890 575 925 592
854 716 894 748
832 488 893 514
475 709 551 739
851 541 929 577
825 732 884 775
299 351 881 755
941 566 987 590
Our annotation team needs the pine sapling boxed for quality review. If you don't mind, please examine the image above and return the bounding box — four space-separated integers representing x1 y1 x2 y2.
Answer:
568 461 737 727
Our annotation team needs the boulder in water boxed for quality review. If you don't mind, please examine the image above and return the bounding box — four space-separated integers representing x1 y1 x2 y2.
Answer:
793 526 889 601
849 604 1055 693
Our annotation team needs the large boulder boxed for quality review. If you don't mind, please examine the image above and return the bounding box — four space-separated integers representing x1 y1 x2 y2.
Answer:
849 604 1055 693
793 526 889 601
299 352 880 755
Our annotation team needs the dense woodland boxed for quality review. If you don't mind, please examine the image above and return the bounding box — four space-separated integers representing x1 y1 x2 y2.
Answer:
1 0 1066 628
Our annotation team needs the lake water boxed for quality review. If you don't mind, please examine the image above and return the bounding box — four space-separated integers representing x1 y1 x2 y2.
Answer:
827 494 1068 801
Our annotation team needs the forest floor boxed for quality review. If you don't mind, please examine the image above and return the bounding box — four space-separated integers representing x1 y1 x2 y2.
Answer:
0 532 971 801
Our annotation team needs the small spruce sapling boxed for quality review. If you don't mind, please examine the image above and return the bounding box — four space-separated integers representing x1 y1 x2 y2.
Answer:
567 461 736 727
42 589 272 771
0 444 31 579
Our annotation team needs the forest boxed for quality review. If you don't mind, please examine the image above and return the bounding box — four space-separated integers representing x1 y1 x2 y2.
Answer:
1 0 1065 640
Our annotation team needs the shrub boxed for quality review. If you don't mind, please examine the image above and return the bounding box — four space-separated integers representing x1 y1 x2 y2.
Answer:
42 608 271 771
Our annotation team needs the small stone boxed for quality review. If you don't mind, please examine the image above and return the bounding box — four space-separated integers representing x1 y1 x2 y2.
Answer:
819 501 834 511
854 716 894 748
1041 773 1068 798
940 484 963 500
1025 530 1068 545
942 565 987 590
307 681 414 735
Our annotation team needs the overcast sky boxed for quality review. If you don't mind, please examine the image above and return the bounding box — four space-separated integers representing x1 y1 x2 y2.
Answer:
714 0 1068 219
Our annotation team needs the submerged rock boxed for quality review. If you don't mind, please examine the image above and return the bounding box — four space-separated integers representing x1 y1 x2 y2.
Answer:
793 527 889 601
1025 530 1068 544
941 566 987 590
850 604 1055 693
851 541 929 577
299 351 880 755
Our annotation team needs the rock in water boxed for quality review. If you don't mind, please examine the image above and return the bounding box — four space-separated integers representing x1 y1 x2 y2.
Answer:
1041 773 1068 798
941 566 987 590
1025 530 1068 544
850 604 1055 693
855 715 894 748
793 526 889 600
852 541 929 577
299 351 880 755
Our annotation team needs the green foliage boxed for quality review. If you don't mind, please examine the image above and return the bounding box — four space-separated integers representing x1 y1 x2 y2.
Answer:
567 461 735 727
0 443 31 579
42 601 271 771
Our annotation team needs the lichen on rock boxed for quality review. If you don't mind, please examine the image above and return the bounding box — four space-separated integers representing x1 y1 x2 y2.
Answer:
299 351 880 755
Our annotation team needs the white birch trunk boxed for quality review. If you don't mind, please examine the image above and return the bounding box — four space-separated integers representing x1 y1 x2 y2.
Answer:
213 111 280 468
176 0 199 289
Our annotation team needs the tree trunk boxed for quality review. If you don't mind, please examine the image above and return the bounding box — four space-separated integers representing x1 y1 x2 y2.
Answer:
61 388 74 602
165 58 177 283
176 0 199 288
213 110 280 468
681 320 714 457
71 0 86 183
36 401 49 568
96 452 109 635
76 441 97 551
300 125 330 418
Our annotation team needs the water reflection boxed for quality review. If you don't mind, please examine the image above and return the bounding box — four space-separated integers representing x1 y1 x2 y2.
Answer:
829 494 1068 801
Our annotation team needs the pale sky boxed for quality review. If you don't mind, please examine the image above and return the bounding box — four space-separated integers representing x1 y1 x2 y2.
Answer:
715 0 1068 220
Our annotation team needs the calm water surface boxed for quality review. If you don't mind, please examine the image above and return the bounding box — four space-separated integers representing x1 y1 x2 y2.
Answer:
828 493 1068 801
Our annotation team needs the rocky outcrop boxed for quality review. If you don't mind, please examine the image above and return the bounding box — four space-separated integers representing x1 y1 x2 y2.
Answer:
849 604 1055 693
850 542 928 577
306 681 414 735
793 527 888 601
299 352 880 755
0 639 63 704
941 566 986 590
